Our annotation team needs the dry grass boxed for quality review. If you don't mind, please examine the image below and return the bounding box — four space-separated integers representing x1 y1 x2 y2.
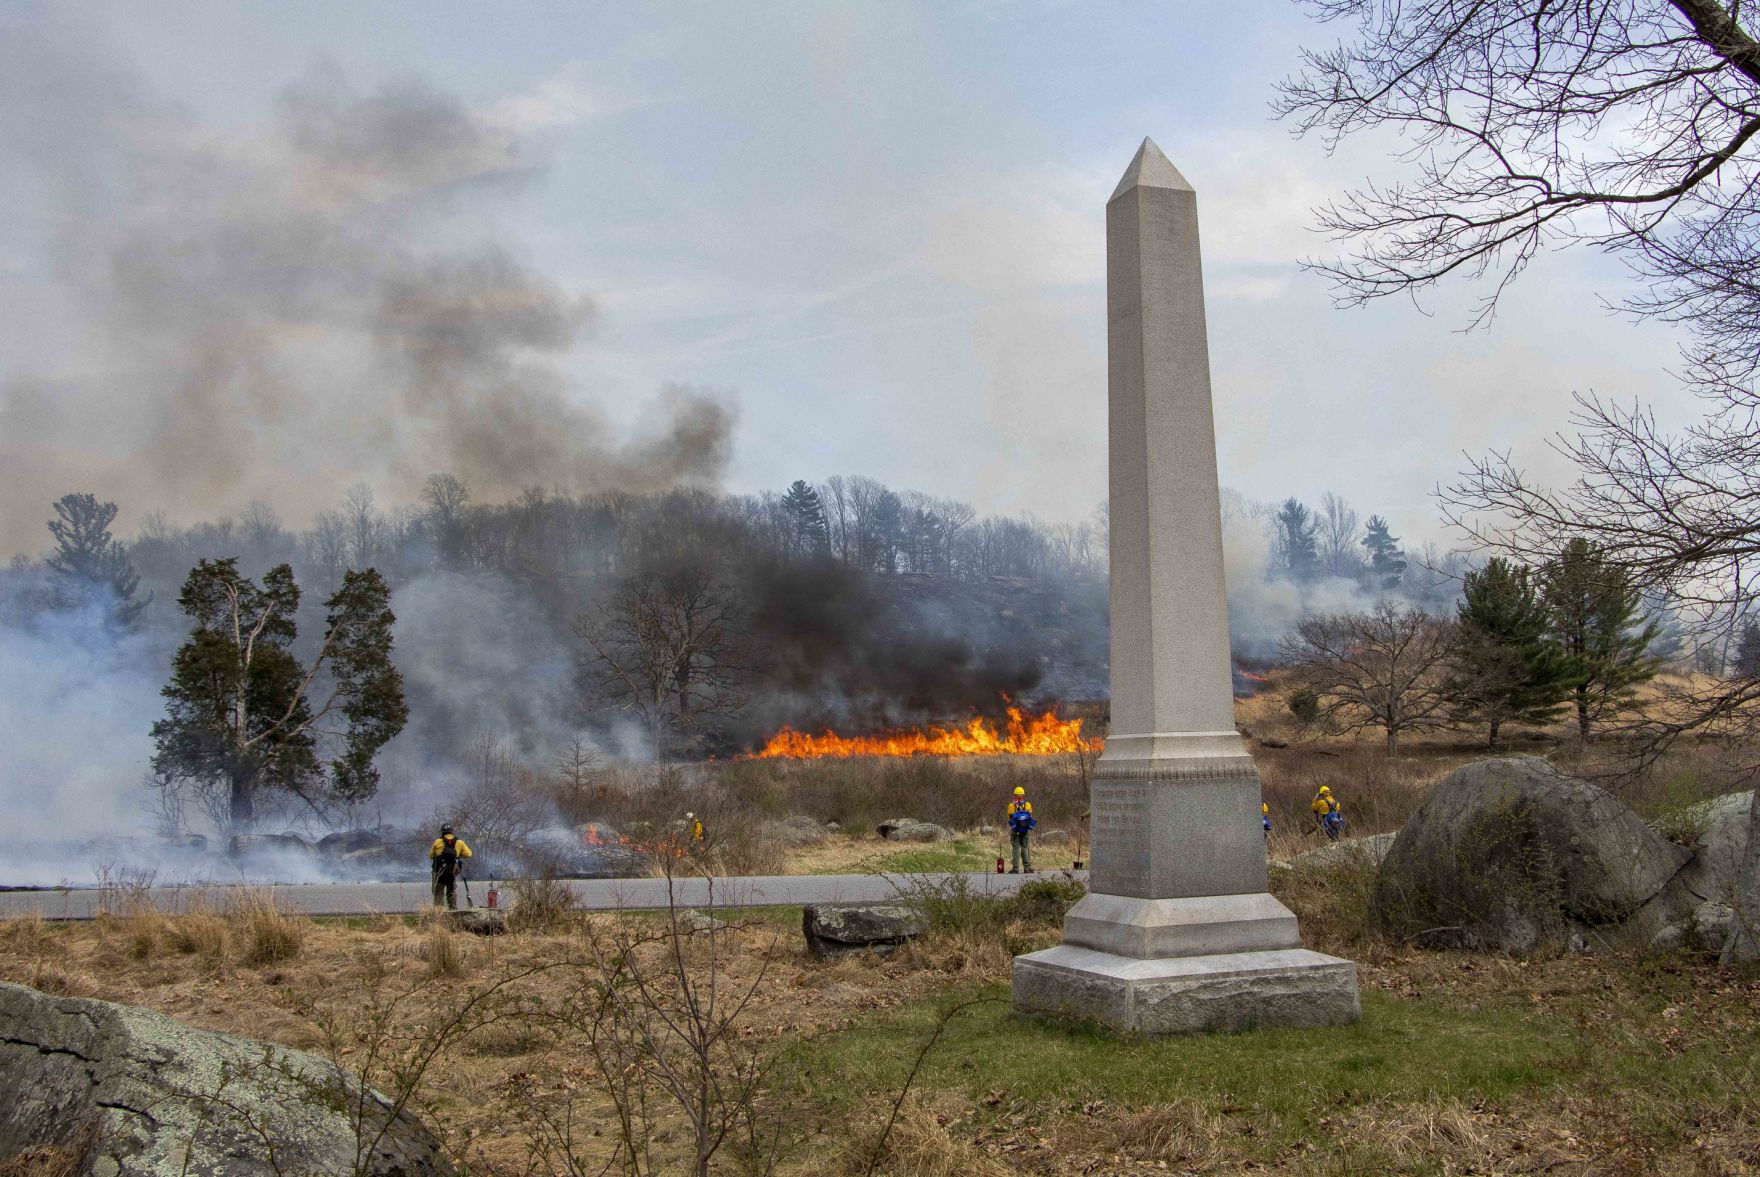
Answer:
2 893 1758 1174
0 1141 90 1177
835 1094 1011 1177
1052 1102 1227 1169
228 888 305 965
419 921 469 978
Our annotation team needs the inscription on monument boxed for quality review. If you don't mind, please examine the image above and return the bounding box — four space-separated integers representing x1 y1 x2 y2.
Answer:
1091 781 1151 895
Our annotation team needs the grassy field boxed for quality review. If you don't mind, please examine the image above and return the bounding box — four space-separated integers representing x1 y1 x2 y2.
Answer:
3 860 1756 1175
559 673 1758 881
8 685 1755 1173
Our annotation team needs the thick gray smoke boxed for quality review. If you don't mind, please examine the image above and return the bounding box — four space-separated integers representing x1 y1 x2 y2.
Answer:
0 18 734 556
0 575 163 848
0 16 739 881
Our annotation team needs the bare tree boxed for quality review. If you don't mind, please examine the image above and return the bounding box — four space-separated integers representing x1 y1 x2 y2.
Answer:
577 559 748 758
308 510 350 587
1281 601 1457 754
1278 0 1760 957
1276 0 1760 356
1317 491 1363 579
341 483 380 568
552 734 603 808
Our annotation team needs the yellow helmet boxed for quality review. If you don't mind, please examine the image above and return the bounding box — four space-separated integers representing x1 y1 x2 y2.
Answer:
1013 786 1026 796
1318 786 1332 796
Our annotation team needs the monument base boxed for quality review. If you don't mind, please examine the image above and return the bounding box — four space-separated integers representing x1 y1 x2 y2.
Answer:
1012 945 1360 1035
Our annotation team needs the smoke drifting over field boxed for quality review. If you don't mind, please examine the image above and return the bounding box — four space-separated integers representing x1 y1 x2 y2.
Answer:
0 19 732 557
0 17 1463 886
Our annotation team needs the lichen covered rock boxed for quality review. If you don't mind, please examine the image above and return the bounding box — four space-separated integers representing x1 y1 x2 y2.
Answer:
0 981 454 1175
1374 757 1691 954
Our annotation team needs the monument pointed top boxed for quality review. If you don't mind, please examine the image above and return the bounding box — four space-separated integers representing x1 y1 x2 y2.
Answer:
1109 137 1194 200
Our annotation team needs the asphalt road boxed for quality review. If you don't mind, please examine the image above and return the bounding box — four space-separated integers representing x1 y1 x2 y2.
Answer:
0 869 1084 920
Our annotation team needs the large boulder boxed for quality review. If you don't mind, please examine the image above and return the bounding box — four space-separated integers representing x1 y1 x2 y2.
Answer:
447 908 507 936
875 818 953 844
801 903 925 958
1288 831 1398 873
1672 791 1754 905
1638 790 1759 961
317 828 388 857
1374 757 1692 954
340 845 428 883
516 827 648 879
0 980 453 1175
228 832 315 860
758 815 831 848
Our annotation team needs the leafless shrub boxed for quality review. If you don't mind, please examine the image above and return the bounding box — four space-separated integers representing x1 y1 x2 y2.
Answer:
506 872 578 934
1281 602 1457 755
512 865 791 1176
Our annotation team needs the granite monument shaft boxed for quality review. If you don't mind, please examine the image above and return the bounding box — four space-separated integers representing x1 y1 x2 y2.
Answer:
1012 140 1361 1033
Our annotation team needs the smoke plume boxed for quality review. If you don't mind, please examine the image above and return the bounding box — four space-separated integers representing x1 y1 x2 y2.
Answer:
0 18 733 556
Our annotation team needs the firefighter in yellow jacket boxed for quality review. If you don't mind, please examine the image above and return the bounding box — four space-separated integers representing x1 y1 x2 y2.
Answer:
429 824 473 909
1006 786 1036 874
1310 787 1344 841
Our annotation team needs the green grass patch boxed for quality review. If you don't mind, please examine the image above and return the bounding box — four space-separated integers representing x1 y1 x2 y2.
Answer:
781 982 1626 1165
852 838 999 875
803 986 1577 1109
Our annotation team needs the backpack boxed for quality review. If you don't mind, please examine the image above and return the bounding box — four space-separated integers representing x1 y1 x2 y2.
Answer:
435 835 459 873
1008 806 1035 834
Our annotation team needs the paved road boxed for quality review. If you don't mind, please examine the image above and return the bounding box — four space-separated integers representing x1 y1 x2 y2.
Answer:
0 870 1085 920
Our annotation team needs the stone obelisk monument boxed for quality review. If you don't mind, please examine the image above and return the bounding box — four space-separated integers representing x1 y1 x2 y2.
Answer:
1012 140 1360 1034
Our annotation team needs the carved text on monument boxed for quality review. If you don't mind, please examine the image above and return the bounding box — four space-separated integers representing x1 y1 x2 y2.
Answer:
1092 782 1150 892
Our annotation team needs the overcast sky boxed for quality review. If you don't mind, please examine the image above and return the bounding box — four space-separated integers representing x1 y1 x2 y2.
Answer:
0 0 1694 555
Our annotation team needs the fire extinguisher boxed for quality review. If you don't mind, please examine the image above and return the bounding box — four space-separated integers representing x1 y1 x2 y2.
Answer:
486 881 499 909
995 857 1006 874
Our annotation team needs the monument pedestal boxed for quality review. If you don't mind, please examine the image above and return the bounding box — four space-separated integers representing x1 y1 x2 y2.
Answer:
1012 744 1360 1034
1012 946 1359 1036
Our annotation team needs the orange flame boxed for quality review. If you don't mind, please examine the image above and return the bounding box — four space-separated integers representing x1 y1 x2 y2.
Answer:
747 704 1101 760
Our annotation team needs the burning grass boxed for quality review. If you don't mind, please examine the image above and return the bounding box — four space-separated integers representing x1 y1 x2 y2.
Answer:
748 703 1101 760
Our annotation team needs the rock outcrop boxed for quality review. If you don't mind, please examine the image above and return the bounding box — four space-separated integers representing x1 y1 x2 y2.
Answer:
447 908 508 936
1285 832 1397 873
801 903 925 957
758 815 831 847
317 828 389 857
1373 757 1691 954
1641 790 1756 957
875 818 953 843
0 981 454 1175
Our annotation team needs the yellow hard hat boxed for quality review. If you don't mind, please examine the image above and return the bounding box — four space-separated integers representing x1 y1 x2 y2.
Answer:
1013 787 1026 796
1318 786 1332 795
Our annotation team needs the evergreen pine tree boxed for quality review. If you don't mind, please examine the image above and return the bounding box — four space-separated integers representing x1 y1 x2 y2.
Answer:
870 489 904 573
1361 515 1407 590
1274 498 1320 582
1733 621 1760 678
779 479 831 557
1540 539 1661 740
46 492 150 628
1447 557 1570 747
151 559 407 827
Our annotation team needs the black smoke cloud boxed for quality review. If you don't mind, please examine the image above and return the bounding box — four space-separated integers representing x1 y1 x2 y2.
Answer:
0 17 733 555
738 556 1103 744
